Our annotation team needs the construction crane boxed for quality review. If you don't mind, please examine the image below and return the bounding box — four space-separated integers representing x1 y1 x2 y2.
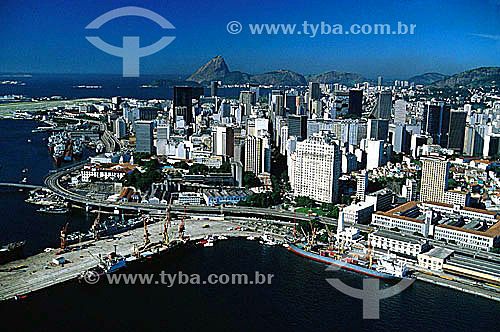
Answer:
143 215 150 246
91 211 101 241
60 222 69 249
163 206 171 244
178 207 185 239
325 225 334 250
367 239 373 269
293 212 297 238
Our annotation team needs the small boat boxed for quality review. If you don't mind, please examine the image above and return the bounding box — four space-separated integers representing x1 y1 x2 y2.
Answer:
38 206 70 214
246 236 257 241
218 235 228 240
22 168 28 173
21 178 27 183
204 241 214 247
27 139 32 143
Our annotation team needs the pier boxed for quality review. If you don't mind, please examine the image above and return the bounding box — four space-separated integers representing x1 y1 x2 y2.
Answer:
0 217 258 301
0 183 43 190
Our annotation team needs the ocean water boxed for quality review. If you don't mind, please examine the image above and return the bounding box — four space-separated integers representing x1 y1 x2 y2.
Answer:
1 119 500 331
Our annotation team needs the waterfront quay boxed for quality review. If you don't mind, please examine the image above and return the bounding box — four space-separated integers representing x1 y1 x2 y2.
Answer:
0 217 258 301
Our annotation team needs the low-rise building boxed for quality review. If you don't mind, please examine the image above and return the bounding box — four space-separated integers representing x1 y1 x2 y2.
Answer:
340 201 374 225
81 163 136 182
372 201 500 251
417 247 454 271
203 189 251 206
369 230 429 258
178 192 203 205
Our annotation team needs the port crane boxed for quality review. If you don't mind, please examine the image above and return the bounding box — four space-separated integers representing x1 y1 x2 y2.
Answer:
143 215 150 246
178 207 186 239
162 206 171 245
91 211 101 240
60 222 69 249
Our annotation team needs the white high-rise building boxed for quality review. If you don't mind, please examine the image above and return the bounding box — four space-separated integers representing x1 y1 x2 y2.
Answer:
394 99 407 124
356 170 368 201
244 133 270 175
213 126 234 157
114 117 127 139
402 178 418 202
361 139 384 170
420 157 449 203
289 133 341 203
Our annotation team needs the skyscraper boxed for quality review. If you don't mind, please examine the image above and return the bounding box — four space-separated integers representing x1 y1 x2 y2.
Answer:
420 157 450 203
210 81 218 97
174 86 203 125
348 89 363 117
394 99 407 124
135 120 154 154
422 102 451 147
244 134 270 175
447 110 467 153
289 133 341 203
372 91 392 120
368 118 389 141
213 126 234 157
308 82 321 114
377 76 383 87
287 115 308 141
356 170 368 201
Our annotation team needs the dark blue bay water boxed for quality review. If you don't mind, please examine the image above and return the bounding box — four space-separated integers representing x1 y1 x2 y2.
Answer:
0 73 261 99
1 119 500 331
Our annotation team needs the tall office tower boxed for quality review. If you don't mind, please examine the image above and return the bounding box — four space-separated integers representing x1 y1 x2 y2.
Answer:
220 100 231 118
240 90 256 115
289 133 341 203
394 99 407 124
111 96 122 111
361 139 384 170
402 178 418 202
210 81 218 97
279 125 289 155
213 126 234 157
348 89 363 117
174 86 203 125
367 118 389 141
114 117 127 139
287 115 308 141
377 76 383 87
308 82 321 114
285 91 298 114
420 157 450 203
389 123 407 153
356 170 368 201
249 83 260 99
447 110 467 153
244 134 270 175
156 124 170 156
372 91 392 120
269 90 284 116
135 120 154 154
422 101 451 147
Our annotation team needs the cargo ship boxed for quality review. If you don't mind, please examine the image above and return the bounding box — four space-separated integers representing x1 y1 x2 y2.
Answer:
288 243 410 280
0 241 25 264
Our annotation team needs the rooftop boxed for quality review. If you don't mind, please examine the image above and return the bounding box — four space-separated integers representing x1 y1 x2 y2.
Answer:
424 247 454 259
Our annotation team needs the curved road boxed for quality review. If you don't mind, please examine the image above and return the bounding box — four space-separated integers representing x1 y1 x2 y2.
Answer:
44 162 500 263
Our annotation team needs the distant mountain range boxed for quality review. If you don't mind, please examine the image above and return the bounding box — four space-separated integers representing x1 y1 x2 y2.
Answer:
185 56 500 88
407 73 447 85
429 67 500 88
187 56 363 86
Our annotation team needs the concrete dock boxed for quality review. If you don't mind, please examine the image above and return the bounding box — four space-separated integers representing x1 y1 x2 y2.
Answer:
0 217 259 301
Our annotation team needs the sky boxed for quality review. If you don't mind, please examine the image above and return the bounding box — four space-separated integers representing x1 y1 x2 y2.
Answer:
0 0 500 79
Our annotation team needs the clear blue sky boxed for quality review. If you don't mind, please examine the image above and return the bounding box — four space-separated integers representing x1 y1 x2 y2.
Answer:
1 0 499 79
